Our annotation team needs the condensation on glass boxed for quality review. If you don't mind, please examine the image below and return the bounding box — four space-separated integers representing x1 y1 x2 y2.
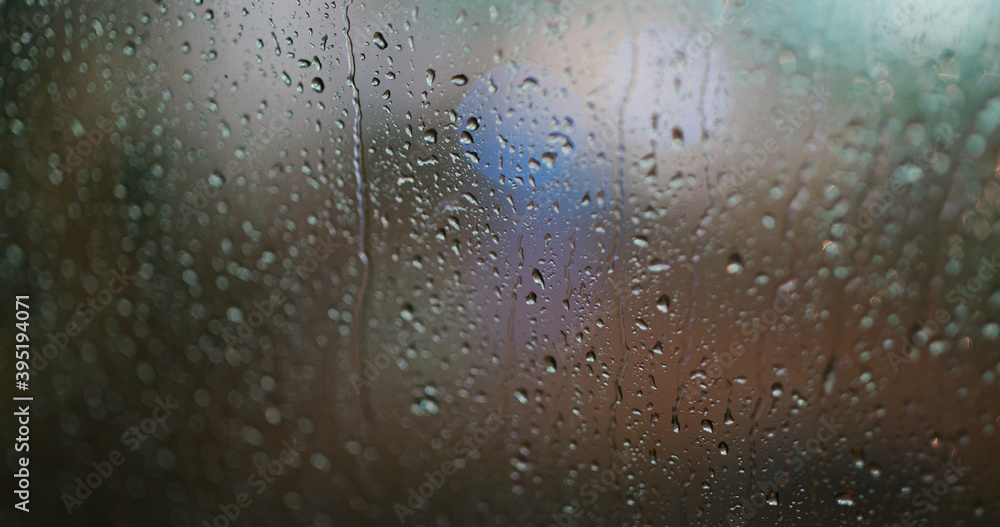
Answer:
0 0 998 525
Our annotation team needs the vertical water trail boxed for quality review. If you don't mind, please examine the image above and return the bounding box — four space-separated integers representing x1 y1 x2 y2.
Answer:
345 0 371 427
501 233 524 416
606 5 638 480
564 230 576 310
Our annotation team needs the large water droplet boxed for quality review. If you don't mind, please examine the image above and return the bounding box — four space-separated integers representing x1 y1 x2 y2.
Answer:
656 294 670 313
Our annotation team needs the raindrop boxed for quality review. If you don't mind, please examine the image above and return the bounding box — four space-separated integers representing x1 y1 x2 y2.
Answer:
726 253 743 275
531 268 545 288
656 294 670 313
543 355 556 373
766 490 779 506
310 77 324 93
836 492 855 506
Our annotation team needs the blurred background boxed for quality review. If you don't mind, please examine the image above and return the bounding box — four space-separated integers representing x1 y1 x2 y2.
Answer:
1 0 1000 525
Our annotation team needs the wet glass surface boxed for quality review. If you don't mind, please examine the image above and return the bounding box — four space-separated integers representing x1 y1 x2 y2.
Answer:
1 0 999 525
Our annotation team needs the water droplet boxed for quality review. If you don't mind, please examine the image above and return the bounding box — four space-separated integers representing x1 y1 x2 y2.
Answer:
543 355 556 373
373 32 387 50
648 259 670 272
310 77 324 93
532 268 545 288
766 490 779 506
836 491 855 506
656 295 670 313
726 253 743 275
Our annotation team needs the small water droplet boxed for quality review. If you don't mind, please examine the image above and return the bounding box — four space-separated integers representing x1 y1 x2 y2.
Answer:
766 490 779 506
836 491 855 506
